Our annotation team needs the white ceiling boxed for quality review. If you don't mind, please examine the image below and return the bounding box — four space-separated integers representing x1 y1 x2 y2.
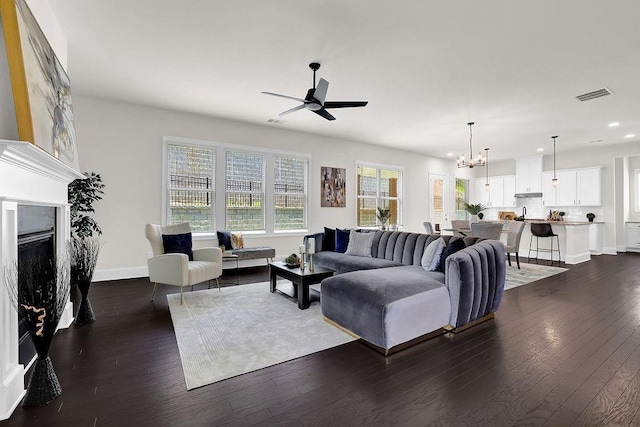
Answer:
49 0 640 162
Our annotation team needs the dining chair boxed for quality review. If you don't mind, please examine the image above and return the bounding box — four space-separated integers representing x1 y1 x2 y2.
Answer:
470 222 503 240
504 220 525 269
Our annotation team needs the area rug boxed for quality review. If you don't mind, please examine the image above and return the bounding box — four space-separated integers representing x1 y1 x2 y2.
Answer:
167 281 356 390
504 262 568 290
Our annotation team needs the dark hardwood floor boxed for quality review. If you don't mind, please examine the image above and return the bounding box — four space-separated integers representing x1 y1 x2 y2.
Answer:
3 255 640 426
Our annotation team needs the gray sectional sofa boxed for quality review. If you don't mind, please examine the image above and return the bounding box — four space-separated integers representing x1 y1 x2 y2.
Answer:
306 230 506 354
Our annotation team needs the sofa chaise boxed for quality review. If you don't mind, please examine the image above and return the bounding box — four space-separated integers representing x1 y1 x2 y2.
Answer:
305 230 506 354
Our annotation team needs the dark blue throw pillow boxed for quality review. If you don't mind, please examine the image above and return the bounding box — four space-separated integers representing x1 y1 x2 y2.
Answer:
162 232 193 261
323 227 336 252
216 231 233 250
435 238 466 273
335 228 350 253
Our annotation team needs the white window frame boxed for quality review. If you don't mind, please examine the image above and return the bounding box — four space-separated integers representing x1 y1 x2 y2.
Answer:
355 161 404 228
163 136 310 237
636 168 640 211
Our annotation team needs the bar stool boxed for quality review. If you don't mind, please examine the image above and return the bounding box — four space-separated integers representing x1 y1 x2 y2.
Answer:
528 223 561 266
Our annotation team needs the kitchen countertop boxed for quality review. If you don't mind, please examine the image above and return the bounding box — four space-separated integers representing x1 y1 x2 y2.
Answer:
481 219 603 225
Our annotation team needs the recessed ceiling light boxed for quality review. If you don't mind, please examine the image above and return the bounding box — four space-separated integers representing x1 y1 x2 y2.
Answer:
536 148 544 152
608 122 620 127
625 134 636 138
447 152 453 157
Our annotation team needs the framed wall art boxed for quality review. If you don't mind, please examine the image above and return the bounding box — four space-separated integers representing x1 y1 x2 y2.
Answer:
0 0 79 171
321 166 346 207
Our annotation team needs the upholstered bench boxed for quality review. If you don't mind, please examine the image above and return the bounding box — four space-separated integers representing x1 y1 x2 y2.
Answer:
231 247 275 264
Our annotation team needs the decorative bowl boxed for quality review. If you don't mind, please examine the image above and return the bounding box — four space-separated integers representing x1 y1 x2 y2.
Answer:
285 262 300 269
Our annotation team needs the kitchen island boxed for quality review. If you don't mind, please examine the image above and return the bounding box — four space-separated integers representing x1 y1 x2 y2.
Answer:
518 220 592 264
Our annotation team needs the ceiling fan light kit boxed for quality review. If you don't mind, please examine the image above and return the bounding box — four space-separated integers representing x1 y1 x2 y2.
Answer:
262 63 368 121
457 122 486 168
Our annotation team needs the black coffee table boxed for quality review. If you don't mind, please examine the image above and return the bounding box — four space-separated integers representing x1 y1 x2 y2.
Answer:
269 261 334 309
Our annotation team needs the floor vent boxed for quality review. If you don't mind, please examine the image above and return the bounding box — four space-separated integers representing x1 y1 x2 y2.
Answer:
576 88 612 102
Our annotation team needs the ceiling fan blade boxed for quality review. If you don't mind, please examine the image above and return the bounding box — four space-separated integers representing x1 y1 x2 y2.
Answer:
314 78 329 104
313 108 336 121
323 101 368 109
261 91 306 103
279 104 306 116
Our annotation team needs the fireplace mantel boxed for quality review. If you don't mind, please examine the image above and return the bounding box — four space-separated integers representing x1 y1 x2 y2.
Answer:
0 139 83 420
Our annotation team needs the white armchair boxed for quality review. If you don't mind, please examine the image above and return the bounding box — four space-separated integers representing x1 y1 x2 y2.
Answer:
145 223 223 304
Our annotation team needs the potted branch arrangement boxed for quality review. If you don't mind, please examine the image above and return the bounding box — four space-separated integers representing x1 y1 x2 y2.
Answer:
376 207 391 230
68 172 104 325
464 203 487 224
3 257 70 406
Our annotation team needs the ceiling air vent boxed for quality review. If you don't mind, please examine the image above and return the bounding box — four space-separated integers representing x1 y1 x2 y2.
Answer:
267 118 285 125
575 88 612 102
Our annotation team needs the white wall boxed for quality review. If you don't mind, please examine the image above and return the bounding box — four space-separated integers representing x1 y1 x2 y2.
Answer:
72 95 459 280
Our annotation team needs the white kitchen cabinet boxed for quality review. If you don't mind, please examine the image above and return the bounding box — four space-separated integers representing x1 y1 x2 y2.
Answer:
627 223 640 252
554 167 601 207
516 156 542 193
503 175 516 207
474 175 516 207
589 223 603 254
577 168 601 206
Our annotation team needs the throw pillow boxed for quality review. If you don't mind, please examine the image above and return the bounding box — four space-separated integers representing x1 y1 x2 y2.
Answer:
162 232 194 261
421 237 445 268
344 230 374 257
216 231 233 250
435 238 467 273
322 227 336 252
427 238 447 271
231 233 244 249
335 228 350 253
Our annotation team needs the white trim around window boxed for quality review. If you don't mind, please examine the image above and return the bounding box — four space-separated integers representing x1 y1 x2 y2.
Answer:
635 168 640 211
162 136 311 236
355 160 404 228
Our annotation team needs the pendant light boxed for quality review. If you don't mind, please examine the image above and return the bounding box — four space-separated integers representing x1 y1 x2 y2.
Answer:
484 148 490 190
551 136 558 187
457 122 486 168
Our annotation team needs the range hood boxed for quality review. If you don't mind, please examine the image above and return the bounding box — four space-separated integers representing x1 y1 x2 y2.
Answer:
514 192 543 198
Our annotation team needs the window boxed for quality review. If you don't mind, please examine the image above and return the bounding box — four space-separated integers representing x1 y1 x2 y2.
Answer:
164 138 309 234
274 155 308 231
225 151 266 232
166 143 215 232
356 163 403 227
455 178 469 219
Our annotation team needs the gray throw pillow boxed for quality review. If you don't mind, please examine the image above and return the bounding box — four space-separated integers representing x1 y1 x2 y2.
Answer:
344 230 374 257
421 237 443 268
425 237 446 271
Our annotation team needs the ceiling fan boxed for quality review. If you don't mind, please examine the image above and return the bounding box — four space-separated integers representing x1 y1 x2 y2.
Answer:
262 63 368 121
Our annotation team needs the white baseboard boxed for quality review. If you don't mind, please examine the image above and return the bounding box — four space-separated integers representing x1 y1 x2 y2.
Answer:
94 255 286 282
564 252 591 264
93 266 148 282
604 247 618 255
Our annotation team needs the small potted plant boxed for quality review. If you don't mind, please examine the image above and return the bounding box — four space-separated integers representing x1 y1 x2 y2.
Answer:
284 253 300 268
464 203 486 223
559 211 566 221
586 212 596 222
376 207 391 230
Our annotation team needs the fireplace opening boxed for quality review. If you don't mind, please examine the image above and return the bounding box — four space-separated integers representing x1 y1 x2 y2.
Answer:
17 205 57 365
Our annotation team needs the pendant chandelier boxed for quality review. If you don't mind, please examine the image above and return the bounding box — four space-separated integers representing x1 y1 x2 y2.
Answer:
457 122 486 168
551 135 558 187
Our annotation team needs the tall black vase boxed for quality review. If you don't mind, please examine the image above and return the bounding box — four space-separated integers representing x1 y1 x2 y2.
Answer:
72 269 96 326
22 356 62 407
75 293 95 325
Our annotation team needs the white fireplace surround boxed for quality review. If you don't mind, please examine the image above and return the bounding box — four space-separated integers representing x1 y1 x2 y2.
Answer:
0 139 84 420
